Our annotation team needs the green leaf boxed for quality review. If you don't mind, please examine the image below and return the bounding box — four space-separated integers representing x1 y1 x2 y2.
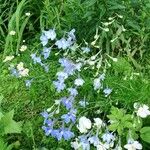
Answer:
140 127 150 143
108 123 118 131
0 110 22 135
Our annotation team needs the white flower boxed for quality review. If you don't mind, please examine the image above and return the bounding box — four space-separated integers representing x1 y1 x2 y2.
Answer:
9 30 16 35
3 56 14 62
17 62 24 71
25 12 31 16
71 139 81 150
94 118 103 128
20 45 27 52
96 143 107 150
93 78 101 90
74 78 85 86
124 141 142 150
77 116 91 133
19 68 29 77
137 104 150 118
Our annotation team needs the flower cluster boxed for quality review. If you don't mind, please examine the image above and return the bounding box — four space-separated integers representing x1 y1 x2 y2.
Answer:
9 62 29 77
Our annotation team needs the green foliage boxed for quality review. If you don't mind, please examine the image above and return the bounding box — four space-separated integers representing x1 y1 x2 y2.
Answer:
140 127 150 144
107 106 133 135
0 110 22 135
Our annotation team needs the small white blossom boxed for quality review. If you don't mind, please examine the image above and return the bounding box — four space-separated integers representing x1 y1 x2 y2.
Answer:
136 104 150 118
9 30 16 35
124 141 142 150
3 56 14 62
20 45 27 52
74 78 85 86
77 116 91 133
71 139 81 150
25 12 31 16
94 118 103 128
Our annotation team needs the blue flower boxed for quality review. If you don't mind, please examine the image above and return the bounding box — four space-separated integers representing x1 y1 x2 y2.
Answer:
30 53 42 65
103 87 112 97
61 96 74 110
79 135 90 150
43 29 56 40
25 79 33 88
53 80 66 92
81 47 91 53
42 126 52 136
42 47 51 59
40 34 48 46
55 38 70 50
51 128 74 141
88 136 100 146
61 110 76 123
10 68 19 77
42 64 49 72
59 58 77 75
68 88 78 96
102 132 115 144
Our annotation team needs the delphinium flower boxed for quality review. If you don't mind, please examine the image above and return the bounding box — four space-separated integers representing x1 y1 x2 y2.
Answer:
53 80 66 93
81 47 91 53
43 29 56 41
51 128 74 141
102 131 115 144
103 87 112 97
68 88 78 97
41 47 51 59
55 29 76 50
61 96 74 110
30 53 42 65
74 78 85 87
61 109 76 124
78 135 90 150
88 136 100 147
55 38 70 50
40 28 56 46
93 73 105 90
59 58 82 75
25 79 33 88
124 140 142 150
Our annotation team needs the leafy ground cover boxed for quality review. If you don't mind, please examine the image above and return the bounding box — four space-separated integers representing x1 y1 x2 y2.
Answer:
0 0 150 150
